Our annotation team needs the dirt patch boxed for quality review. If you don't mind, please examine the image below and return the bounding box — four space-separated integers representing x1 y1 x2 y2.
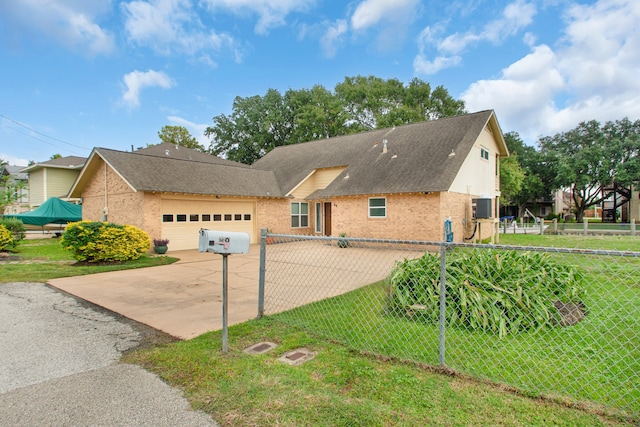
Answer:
553 301 588 326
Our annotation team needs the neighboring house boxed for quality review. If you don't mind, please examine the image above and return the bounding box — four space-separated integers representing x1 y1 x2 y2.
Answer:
21 156 86 208
68 110 508 250
1 164 29 214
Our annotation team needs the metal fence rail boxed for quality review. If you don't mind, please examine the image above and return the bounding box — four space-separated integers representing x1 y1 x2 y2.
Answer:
259 232 640 420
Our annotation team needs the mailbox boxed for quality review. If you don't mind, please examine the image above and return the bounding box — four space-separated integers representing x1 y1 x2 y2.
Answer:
199 229 250 254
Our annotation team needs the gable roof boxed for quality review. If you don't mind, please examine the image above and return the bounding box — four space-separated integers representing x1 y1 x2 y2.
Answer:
252 110 507 198
22 156 86 172
134 143 251 168
69 146 282 198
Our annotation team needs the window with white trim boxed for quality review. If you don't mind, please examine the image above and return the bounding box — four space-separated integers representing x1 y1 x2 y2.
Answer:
480 147 490 160
291 202 309 228
369 197 386 218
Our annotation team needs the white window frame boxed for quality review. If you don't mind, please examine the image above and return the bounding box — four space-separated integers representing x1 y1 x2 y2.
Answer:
291 202 309 228
315 202 322 233
480 147 490 160
368 197 387 218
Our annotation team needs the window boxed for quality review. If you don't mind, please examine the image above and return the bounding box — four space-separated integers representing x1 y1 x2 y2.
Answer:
213 214 222 221
480 147 490 160
162 214 173 222
244 214 251 221
315 202 322 233
224 214 232 221
189 214 199 221
369 197 386 218
176 214 187 222
202 214 211 221
234 214 242 221
291 202 309 228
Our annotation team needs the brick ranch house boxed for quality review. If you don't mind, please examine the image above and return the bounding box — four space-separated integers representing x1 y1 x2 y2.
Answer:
68 110 508 250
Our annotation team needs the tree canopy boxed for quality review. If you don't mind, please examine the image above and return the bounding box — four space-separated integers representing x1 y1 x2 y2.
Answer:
158 125 203 151
205 75 466 164
538 118 640 221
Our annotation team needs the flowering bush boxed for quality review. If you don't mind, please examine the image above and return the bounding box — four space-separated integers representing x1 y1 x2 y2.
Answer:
153 238 169 247
0 224 15 251
0 218 26 243
61 221 150 262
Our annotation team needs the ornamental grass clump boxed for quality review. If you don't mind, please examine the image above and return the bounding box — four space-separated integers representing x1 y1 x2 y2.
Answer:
387 249 585 337
61 220 151 262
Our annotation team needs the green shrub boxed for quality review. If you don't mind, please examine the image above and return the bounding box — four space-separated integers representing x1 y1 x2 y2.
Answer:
0 224 15 250
387 249 585 337
61 220 150 262
0 217 26 242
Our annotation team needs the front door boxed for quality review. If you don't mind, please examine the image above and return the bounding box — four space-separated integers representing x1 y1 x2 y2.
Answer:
324 202 332 236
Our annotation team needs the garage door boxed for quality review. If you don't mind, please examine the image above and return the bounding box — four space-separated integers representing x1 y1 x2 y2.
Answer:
160 198 256 250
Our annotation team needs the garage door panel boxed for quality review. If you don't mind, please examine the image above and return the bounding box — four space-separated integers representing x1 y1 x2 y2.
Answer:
161 199 255 250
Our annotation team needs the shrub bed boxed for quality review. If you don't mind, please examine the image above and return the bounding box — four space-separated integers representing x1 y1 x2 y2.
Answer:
61 220 150 262
387 249 585 337
0 217 26 243
0 224 15 251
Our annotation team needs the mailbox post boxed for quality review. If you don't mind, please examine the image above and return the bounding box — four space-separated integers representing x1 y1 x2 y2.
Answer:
198 229 250 352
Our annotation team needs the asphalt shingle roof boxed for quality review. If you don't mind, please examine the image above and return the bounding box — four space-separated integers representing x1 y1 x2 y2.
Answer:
95 147 281 197
252 110 499 197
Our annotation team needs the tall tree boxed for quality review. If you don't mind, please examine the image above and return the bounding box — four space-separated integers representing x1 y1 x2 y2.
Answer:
499 154 524 208
503 132 555 218
158 125 203 151
539 118 640 222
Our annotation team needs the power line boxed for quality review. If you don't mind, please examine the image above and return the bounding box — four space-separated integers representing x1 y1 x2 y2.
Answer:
0 115 92 153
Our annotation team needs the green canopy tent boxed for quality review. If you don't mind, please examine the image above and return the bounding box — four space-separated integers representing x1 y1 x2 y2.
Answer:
3 197 82 228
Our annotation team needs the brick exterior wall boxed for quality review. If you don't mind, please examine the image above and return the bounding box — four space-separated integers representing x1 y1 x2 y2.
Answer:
81 161 159 247
255 192 487 242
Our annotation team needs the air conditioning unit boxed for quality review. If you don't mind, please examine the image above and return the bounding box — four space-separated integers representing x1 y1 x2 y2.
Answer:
473 198 493 219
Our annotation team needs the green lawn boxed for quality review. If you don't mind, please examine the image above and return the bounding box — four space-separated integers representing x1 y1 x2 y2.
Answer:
4 236 638 426
0 237 178 282
125 235 639 426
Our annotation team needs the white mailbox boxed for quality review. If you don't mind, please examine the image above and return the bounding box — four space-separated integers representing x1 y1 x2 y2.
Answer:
199 229 250 254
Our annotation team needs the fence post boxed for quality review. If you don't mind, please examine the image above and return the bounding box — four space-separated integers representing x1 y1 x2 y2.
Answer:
553 218 558 235
540 219 544 235
439 244 447 367
583 217 588 237
632 220 636 237
257 228 267 319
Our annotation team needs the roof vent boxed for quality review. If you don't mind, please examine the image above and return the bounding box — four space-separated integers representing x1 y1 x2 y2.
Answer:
383 139 388 153
165 149 170 156
448 149 455 158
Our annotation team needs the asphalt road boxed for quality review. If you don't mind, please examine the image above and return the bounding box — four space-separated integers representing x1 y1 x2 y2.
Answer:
0 282 218 426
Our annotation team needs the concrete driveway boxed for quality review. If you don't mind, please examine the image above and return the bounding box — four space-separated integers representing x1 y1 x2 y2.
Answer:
49 246 262 340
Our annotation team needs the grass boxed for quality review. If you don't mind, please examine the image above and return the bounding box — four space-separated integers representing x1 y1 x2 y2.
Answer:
4 235 638 426
0 237 178 282
124 319 635 426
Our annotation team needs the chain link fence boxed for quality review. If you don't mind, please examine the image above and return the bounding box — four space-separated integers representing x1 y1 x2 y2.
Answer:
259 232 639 421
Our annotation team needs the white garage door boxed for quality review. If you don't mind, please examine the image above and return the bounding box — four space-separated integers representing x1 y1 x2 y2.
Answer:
160 198 256 250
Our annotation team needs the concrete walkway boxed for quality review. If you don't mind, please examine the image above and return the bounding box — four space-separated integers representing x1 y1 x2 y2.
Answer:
49 247 262 340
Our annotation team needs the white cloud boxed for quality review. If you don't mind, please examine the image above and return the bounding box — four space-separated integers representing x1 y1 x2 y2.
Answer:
320 19 348 58
201 0 315 35
0 152 29 167
122 0 237 58
462 0 640 142
0 0 115 55
414 0 536 74
121 70 175 108
350 0 420 51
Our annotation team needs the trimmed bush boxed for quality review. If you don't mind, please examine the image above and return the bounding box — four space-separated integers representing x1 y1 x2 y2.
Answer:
387 249 585 337
0 217 26 243
61 221 150 262
0 224 15 251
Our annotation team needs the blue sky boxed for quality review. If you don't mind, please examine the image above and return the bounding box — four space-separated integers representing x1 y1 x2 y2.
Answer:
1 0 639 166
